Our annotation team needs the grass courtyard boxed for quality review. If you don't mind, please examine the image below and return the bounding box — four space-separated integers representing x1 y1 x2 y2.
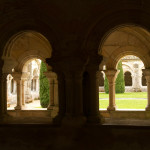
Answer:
99 92 147 109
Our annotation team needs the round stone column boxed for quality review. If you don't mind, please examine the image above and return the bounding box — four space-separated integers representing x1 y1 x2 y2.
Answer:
142 69 150 111
22 79 25 105
12 72 22 110
103 69 119 111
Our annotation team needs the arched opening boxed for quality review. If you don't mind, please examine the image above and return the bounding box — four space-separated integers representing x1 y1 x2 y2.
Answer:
115 55 147 110
2 30 59 119
21 59 42 109
7 58 58 110
124 72 132 86
99 25 150 114
142 74 147 86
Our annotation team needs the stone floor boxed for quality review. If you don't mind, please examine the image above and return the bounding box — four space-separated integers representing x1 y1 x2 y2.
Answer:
7 100 46 110
0 124 150 150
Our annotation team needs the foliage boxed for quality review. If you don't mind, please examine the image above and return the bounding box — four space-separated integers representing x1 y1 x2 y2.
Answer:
104 76 109 94
39 61 50 108
104 61 125 93
115 61 125 93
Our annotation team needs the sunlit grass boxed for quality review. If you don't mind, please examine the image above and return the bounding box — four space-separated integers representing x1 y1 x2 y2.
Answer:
100 99 147 109
99 92 147 99
99 92 147 109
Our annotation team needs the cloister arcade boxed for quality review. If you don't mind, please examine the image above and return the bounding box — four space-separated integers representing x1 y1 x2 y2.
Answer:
1 31 58 118
99 25 150 112
99 55 146 93
1 25 150 123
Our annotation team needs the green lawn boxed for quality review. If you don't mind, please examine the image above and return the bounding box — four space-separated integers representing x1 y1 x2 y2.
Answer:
99 92 147 109
99 92 147 99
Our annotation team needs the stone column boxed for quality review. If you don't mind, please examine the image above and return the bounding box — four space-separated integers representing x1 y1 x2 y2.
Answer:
46 55 90 126
85 69 101 123
103 69 119 111
12 72 22 110
44 72 54 109
0 73 8 117
64 71 84 116
53 72 65 123
133 65 141 92
62 70 86 126
22 79 25 105
54 79 58 106
142 69 150 110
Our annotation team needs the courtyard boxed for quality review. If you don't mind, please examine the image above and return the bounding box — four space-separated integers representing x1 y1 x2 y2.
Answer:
99 92 147 110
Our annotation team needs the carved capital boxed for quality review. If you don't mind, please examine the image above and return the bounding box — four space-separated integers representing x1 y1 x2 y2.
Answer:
103 69 120 83
11 72 22 81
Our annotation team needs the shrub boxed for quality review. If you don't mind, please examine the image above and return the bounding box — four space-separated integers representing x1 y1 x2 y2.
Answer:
39 61 50 108
115 61 125 93
104 75 109 94
104 61 125 93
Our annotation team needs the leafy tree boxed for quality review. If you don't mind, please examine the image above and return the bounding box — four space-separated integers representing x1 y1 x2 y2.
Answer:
115 61 125 93
104 75 109 94
104 61 125 93
39 61 50 108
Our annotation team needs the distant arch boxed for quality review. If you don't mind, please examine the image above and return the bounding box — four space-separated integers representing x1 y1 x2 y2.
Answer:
124 71 132 86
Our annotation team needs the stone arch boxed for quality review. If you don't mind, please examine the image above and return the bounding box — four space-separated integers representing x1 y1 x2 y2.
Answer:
99 25 150 70
113 49 147 70
2 30 52 73
122 64 133 74
83 9 150 59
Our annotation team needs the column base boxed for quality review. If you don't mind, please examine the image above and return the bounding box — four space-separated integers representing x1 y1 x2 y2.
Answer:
107 106 116 111
51 106 59 118
14 105 21 110
47 104 55 110
47 106 53 110
145 105 150 111
53 114 64 125
87 114 101 124
62 115 87 127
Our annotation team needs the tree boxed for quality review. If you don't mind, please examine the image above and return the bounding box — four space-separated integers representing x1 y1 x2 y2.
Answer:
104 61 125 93
104 75 109 94
115 61 125 93
39 61 50 108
